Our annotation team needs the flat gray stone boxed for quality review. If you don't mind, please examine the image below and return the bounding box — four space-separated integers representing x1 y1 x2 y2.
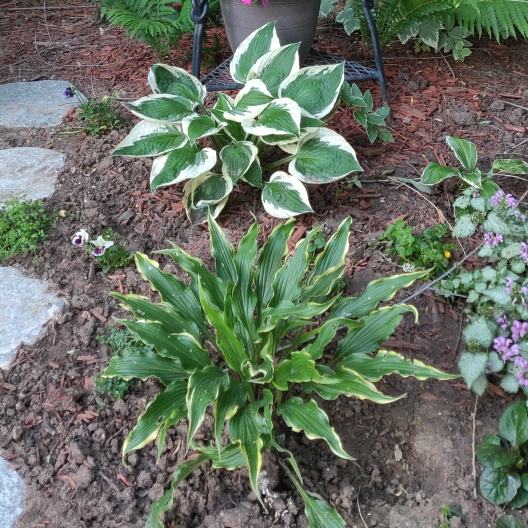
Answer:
0 457 24 528
0 81 85 128
0 267 67 369
0 147 65 205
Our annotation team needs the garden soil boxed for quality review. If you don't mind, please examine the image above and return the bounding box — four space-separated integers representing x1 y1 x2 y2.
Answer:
1 1 528 526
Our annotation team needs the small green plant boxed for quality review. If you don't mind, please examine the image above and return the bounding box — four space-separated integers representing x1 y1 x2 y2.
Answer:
100 0 219 56
420 136 528 396
102 214 456 527
72 227 133 272
378 219 456 277
63 87 125 136
439 504 464 528
497 515 528 528
112 23 392 224
477 402 528 507
95 328 154 398
0 198 52 261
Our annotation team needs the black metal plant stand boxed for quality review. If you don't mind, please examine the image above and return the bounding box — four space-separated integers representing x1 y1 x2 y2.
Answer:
190 0 389 106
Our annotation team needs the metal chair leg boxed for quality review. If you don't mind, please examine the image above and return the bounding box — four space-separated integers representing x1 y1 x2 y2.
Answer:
361 0 389 106
190 0 210 79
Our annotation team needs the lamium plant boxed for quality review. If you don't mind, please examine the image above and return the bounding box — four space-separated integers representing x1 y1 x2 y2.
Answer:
112 22 391 224
102 214 456 527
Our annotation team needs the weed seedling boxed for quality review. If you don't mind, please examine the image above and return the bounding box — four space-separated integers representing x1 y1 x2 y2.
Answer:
0 198 52 261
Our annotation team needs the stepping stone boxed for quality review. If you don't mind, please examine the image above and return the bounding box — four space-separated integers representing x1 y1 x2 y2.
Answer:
0 457 24 528
0 80 85 128
0 267 67 369
0 147 65 206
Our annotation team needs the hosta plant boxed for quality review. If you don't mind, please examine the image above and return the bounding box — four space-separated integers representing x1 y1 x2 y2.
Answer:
102 215 456 527
111 22 391 224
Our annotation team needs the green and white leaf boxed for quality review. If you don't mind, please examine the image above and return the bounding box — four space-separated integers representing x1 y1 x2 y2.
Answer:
122 94 193 124
279 63 345 119
453 214 476 238
289 129 362 183
223 80 273 122
421 163 462 185
183 172 232 224
113 121 187 157
103 350 187 386
148 63 206 104
186 366 228 452
278 397 353 460
150 146 217 190
446 135 477 172
341 350 458 382
262 172 313 219
230 21 281 84
247 43 300 97
492 159 528 175
220 142 258 184
213 383 248 454
273 352 320 391
242 97 301 140
484 288 512 307
124 379 187 457
182 114 223 144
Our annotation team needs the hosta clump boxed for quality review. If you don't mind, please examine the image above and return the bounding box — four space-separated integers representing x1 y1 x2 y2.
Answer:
111 22 391 224
420 136 528 395
477 402 528 508
102 215 456 527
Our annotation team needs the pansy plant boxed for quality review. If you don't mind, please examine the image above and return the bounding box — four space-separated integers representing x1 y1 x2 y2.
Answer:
111 23 386 224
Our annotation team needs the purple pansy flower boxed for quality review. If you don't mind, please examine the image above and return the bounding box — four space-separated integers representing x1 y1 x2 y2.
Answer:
72 229 89 246
90 235 114 257
64 87 74 98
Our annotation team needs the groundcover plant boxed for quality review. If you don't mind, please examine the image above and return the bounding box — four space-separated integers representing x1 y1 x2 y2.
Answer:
102 215 457 527
111 22 393 224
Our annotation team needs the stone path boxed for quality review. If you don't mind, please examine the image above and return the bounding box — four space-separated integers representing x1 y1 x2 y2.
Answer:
0 80 84 527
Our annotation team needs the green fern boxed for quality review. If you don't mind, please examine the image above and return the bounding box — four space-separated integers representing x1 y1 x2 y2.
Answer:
101 0 220 53
335 0 528 48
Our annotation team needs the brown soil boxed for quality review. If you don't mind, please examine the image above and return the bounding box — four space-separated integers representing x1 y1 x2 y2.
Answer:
1 1 528 527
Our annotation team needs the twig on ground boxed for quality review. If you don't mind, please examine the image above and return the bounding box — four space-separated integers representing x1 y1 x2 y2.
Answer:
454 313 464 354
439 51 455 78
357 486 369 528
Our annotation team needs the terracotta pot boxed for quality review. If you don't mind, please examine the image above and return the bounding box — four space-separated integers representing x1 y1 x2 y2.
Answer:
219 0 321 64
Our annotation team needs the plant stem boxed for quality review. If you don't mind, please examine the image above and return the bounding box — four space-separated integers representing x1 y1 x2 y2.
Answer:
264 155 295 172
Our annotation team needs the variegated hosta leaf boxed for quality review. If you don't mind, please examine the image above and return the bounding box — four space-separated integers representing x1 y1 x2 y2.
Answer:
307 217 351 286
195 442 247 470
113 121 187 157
133 253 207 337
330 270 427 319
150 146 216 191
122 94 194 124
146 453 209 528
278 397 353 460
304 365 403 403
210 108 248 142
446 135 477 172
103 350 187 386
213 92 235 111
255 220 296 315
341 350 459 381
289 129 363 183
223 80 273 123
421 163 462 186
220 141 259 184
186 366 229 452
198 281 249 375
213 383 248 455
111 292 200 338
122 320 211 372
123 379 187 457
279 62 345 119
273 352 320 391
261 172 313 219
183 172 233 224
208 213 237 284
229 392 274 504
334 304 418 363
182 114 223 144
299 488 346 528
230 21 281 84
300 110 326 134
242 97 301 141
247 42 300 97
301 264 346 302
148 63 206 104
240 159 263 188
